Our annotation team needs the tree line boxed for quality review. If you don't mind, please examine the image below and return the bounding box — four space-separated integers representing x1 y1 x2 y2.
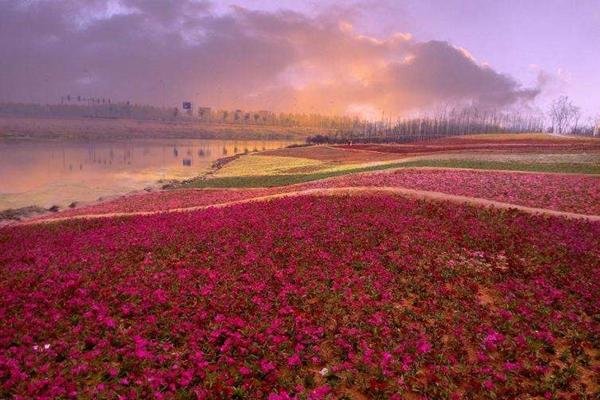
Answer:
309 97 599 143
0 102 365 131
1 97 597 142
308 107 546 144
548 96 599 137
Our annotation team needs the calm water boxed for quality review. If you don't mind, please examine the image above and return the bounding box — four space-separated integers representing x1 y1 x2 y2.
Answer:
0 138 296 210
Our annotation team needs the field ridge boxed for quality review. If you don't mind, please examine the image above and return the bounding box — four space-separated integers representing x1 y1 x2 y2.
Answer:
24 185 600 225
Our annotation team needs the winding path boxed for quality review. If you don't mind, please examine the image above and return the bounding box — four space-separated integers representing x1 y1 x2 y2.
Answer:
22 186 600 225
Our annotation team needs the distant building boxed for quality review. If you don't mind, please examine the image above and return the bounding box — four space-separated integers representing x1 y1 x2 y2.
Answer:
234 109 243 122
258 110 273 123
219 110 229 122
182 101 193 116
198 107 211 122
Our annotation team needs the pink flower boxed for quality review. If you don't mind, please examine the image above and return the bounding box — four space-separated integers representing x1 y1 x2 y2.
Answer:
309 385 331 400
287 353 301 367
3 184 598 398
178 369 194 386
503 361 519 372
269 392 295 400
260 359 276 374
153 288 168 304
133 336 151 359
483 330 504 350
417 339 432 354
483 380 494 390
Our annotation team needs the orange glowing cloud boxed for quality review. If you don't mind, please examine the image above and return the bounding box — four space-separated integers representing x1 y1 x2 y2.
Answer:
0 0 541 118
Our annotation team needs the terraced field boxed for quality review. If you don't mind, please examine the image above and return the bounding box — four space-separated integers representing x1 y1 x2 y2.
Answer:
2 133 600 399
161 134 598 190
37 168 600 221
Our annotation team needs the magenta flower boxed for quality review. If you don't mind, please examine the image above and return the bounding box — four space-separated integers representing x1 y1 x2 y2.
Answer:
417 339 432 354
483 330 504 350
260 359 276 374
2 192 598 398
287 353 301 367
309 385 331 400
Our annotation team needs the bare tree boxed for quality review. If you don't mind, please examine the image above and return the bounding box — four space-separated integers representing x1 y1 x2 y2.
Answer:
592 115 600 136
549 96 580 134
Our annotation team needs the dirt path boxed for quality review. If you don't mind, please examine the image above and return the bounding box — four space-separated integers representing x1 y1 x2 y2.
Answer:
10 165 600 227
20 186 600 226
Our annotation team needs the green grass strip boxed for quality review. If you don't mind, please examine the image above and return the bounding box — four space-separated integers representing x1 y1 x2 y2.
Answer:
178 162 407 188
176 159 600 189
399 159 600 174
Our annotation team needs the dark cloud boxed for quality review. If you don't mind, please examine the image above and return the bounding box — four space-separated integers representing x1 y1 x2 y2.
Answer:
0 0 540 117
382 41 540 109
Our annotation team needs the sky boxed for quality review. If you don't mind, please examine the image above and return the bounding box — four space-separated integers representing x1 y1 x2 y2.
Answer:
1 0 598 120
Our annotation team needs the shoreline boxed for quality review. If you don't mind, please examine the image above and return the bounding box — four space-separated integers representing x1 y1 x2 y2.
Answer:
0 115 327 141
5 135 600 225
0 151 249 225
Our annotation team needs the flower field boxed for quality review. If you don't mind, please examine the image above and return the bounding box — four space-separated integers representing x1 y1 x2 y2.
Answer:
339 135 600 155
41 168 600 220
50 189 274 217
310 169 600 215
1 194 599 398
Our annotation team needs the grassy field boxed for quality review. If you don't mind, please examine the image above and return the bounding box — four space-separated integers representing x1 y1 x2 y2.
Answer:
214 155 324 177
181 161 408 188
259 145 406 162
48 166 600 219
179 158 600 188
183 134 600 188
213 147 409 177
398 159 600 174
415 150 600 164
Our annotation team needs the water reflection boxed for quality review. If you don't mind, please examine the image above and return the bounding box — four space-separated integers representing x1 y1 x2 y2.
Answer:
0 138 295 210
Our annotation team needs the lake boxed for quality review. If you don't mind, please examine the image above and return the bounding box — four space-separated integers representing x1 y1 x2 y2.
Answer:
0 138 296 210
